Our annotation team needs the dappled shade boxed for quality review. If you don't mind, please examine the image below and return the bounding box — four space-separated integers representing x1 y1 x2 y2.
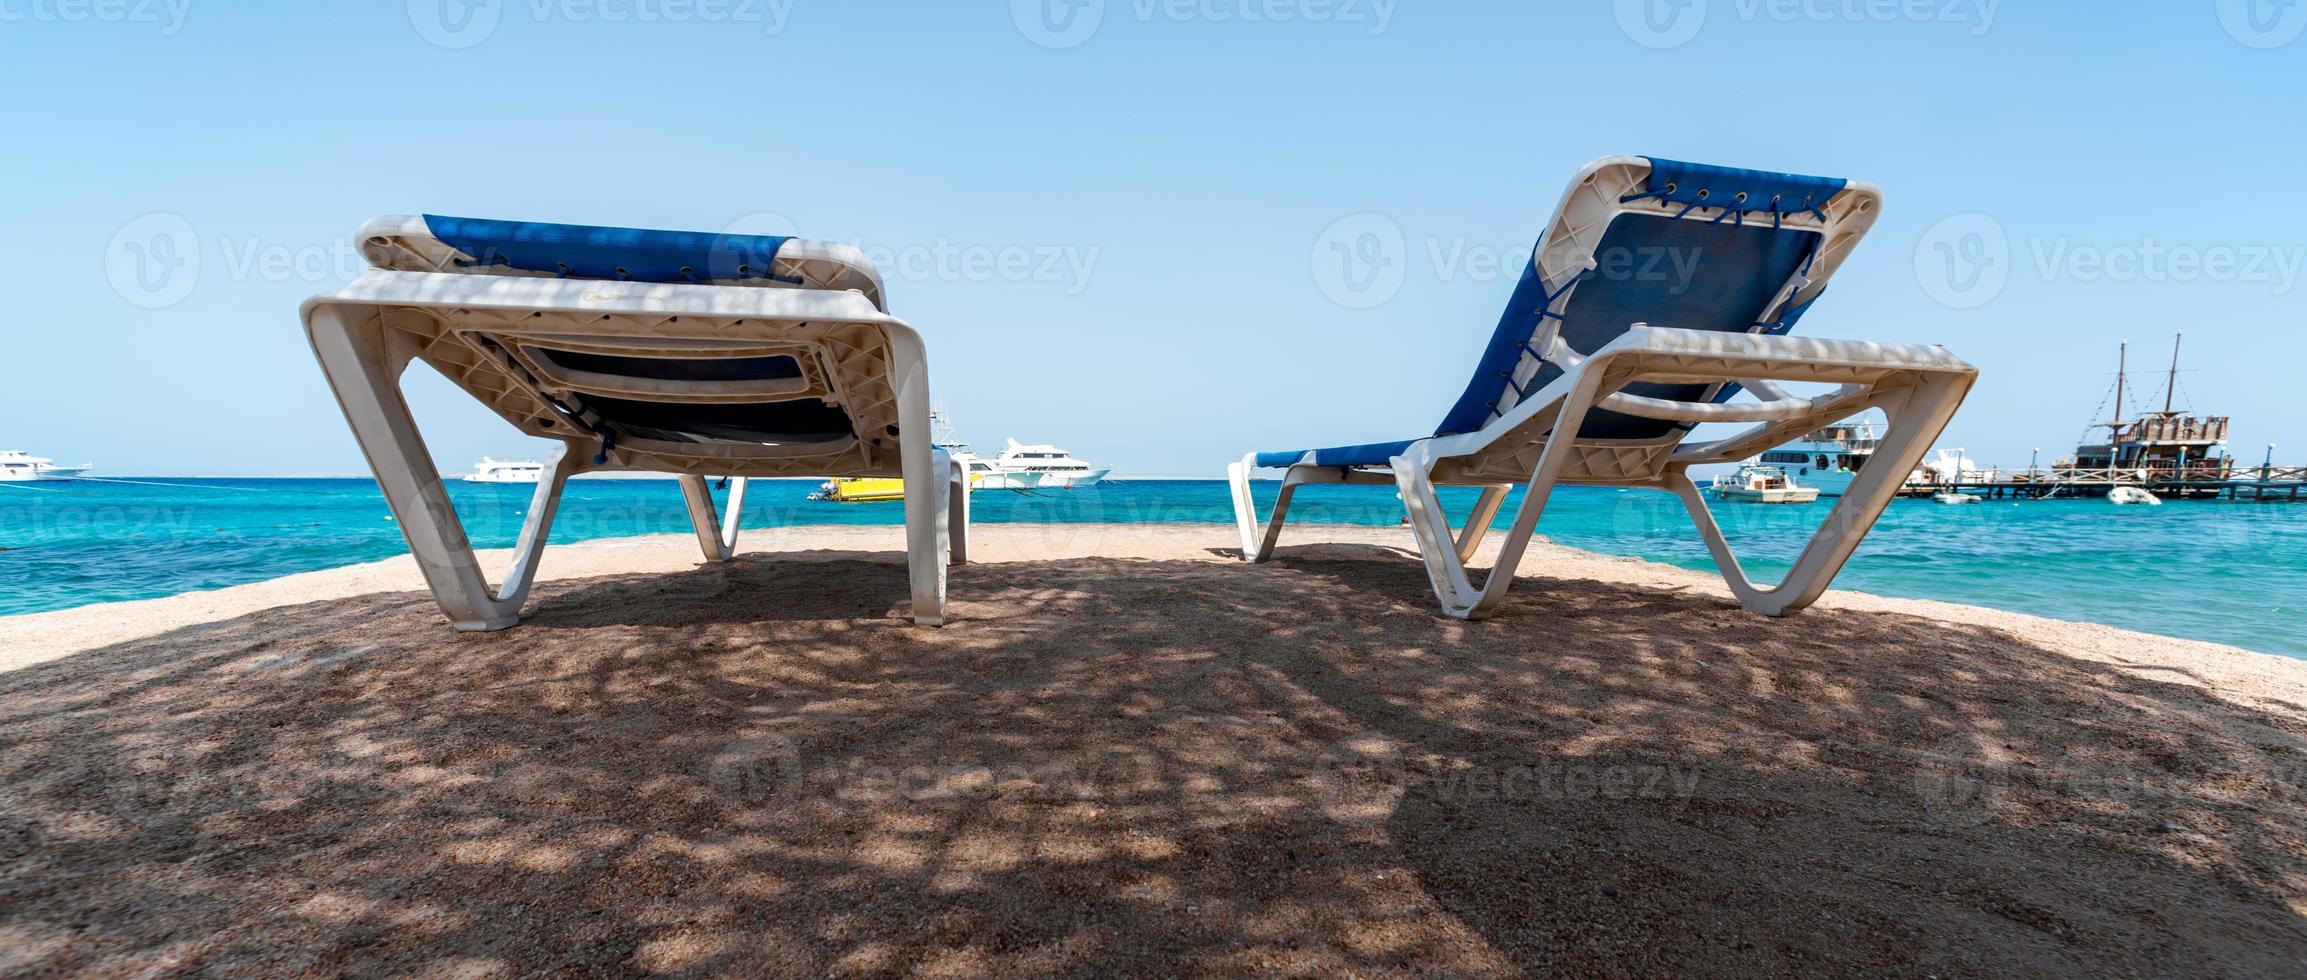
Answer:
3 547 2304 975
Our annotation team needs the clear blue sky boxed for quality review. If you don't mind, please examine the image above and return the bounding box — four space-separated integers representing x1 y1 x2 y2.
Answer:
5 1 2303 476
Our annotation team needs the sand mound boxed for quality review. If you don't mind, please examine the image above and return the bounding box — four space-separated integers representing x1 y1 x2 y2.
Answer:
4 528 2305 976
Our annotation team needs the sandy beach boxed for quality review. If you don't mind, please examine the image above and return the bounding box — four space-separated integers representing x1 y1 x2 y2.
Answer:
4 523 2305 976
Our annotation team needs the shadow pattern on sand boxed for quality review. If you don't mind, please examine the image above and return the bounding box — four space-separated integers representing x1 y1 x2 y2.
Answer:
3 545 2305 976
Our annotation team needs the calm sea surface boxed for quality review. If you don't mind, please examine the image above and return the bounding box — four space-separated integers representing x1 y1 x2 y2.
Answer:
3 478 2301 658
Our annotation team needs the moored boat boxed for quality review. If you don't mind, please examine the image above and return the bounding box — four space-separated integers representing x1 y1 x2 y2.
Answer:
810 477 910 503
812 414 983 502
0 451 93 482
2065 337 2231 497
974 439 1111 490
462 458 545 484
812 415 1107 500
1751 414 1881 497
1709 464 1820 504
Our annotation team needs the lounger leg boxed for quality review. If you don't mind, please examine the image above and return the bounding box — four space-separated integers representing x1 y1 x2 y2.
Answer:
1665 374 1969 616
1229 458 1347 563
495 448 579 617
1395 459 1478 607
892 336 948 625
1227 454 1264 560
1455 485 1510 563
680 475 747 563
306 305 583 631
946 452 970 566
1398 370 1608 620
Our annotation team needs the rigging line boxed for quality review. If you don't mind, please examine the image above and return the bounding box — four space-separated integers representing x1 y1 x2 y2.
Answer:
2078 376 2118 447
45 476 307 494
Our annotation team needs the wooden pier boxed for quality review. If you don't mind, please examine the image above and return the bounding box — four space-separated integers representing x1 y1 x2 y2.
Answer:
1900 465 2307 502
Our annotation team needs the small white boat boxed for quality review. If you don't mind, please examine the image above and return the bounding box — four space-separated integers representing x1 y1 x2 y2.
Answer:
1933 491 1983 505
973 439 1111 490
0 450 92 482
2107 486 2163 506
1710 464 1820 504
462 458 545 484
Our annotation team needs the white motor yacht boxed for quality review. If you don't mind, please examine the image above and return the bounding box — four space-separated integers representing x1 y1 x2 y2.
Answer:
1750 414 1881 497
975 439 1111 490
463 458 545 484
0 450 92 482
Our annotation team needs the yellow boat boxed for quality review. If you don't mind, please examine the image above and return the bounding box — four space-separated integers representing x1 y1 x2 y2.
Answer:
810 472 985 503
812 477 909 503
807 412 985 503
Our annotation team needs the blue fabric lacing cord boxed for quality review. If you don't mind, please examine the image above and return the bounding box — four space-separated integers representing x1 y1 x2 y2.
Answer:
1617 189 1830 226
1479 273 1586 412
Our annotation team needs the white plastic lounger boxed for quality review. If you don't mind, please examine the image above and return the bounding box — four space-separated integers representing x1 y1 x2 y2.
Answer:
1231 156 1977 620
305 215 968 631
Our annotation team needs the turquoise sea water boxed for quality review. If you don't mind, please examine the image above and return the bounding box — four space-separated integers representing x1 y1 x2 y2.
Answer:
2 478 2302 658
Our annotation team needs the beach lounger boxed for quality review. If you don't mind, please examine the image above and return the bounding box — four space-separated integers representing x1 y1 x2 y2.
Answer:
1230 156 1977 620
304 215 968 631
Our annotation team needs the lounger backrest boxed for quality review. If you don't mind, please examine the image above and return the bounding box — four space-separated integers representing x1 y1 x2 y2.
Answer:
1435 157 1880 443
350 214 899 451
357 215 888 310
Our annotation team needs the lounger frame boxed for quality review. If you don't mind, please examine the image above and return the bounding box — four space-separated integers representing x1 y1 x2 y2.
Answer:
1229 158 1976 620
306 224 967 631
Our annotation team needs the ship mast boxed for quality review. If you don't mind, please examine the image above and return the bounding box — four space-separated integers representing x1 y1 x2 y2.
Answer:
2162 333 2182 416
2111 342 2126 435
